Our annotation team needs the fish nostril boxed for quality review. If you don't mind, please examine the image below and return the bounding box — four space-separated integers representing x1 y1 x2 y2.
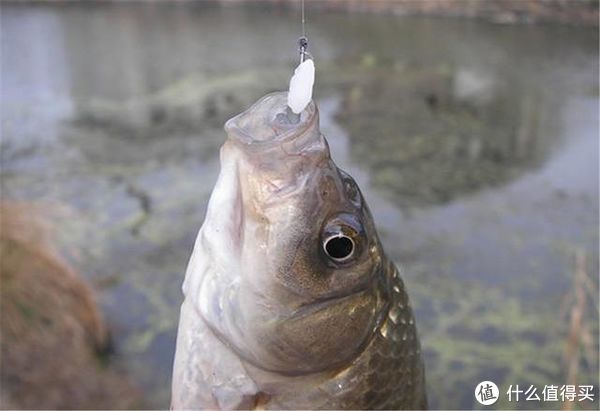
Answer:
324 235 355 261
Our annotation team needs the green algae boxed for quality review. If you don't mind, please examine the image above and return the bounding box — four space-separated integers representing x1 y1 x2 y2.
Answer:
401 248 599 409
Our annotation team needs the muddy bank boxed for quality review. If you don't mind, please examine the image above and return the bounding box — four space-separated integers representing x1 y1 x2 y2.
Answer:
0 202 141 409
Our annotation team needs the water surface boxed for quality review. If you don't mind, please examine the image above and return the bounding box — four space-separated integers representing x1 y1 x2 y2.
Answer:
2 2 598 409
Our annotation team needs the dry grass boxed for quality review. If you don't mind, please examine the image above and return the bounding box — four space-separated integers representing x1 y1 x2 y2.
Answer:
0 201 141 409
560 249 598 411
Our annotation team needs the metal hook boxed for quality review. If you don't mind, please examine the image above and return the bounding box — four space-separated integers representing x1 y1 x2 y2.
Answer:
298 36 310 63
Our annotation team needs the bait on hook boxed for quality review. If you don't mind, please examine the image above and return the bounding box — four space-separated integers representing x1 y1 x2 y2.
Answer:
286 0 315 119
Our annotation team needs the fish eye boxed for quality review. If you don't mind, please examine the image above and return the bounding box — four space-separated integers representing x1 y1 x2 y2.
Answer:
323 234 355 262
321 213 364 266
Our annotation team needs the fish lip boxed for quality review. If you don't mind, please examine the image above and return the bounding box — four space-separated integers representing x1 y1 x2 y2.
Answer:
224 91 318 149
290 284 378 319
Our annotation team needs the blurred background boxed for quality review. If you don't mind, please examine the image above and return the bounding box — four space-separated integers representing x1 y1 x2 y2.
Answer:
1 0 598 409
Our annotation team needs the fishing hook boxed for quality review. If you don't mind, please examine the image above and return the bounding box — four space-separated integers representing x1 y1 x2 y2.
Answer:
299 36 310 63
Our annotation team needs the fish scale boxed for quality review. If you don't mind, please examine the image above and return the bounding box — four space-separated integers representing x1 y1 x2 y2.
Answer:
318 263 427 409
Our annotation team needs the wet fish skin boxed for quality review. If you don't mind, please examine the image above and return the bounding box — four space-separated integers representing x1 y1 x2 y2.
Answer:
171 92 426 409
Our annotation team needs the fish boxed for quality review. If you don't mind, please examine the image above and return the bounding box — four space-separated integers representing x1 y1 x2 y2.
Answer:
171 92 427 410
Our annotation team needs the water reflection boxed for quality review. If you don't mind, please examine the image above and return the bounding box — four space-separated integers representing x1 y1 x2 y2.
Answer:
1 2 598 409
336 64 560 206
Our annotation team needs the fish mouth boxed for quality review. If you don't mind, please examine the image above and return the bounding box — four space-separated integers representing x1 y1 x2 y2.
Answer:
222 91 329 200
290 282 388 324
224 92 321 153
292 287 370 317
261 283 390 376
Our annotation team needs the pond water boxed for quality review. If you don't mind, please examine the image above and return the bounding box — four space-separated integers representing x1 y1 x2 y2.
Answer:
2 2 598 409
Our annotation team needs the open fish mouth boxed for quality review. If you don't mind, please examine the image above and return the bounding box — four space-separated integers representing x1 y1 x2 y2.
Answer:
220 91 330 209
224 92 324 156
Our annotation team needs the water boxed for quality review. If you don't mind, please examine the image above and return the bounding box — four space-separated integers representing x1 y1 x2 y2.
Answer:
2 2 598 409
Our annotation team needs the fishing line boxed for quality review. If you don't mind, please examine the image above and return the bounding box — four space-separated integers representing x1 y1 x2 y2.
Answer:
302 0 305 38
298 0 309 63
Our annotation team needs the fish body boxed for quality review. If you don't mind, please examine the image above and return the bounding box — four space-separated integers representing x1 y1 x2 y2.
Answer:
171 92 426 409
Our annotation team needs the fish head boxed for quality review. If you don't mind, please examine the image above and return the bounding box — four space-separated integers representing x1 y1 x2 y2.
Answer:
185 92 389 375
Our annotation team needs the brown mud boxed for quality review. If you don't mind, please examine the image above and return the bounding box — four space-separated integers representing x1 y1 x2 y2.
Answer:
0 202 141 409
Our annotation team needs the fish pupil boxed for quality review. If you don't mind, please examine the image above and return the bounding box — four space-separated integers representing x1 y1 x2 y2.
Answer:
324 235 354 261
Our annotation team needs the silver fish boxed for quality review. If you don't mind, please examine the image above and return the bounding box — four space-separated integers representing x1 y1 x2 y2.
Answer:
171 92 426 410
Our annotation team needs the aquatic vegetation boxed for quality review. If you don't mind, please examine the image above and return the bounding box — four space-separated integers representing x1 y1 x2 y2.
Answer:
404 256 598 410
